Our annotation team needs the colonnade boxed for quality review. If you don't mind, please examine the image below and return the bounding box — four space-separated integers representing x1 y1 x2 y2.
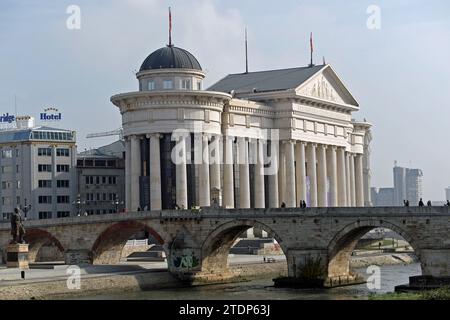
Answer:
124 134 366 211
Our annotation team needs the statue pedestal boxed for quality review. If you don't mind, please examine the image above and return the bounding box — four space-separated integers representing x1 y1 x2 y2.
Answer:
6 243 29 269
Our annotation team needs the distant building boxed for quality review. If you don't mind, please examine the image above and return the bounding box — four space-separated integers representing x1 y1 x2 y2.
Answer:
372 164 423 207
76 140 125 215
393 165 423 206
445 187 450 201
0 116 77 220
371 187 395 206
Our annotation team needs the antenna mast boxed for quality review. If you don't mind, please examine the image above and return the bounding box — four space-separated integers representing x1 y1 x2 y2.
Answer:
245 27 249 73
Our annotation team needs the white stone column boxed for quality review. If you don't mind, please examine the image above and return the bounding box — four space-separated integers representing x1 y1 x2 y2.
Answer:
306 143 317 207
175 136 188 209
278 144 286 206
210 135 221 205
268 141 279 208
337 147 347 206
345 152 352 206
254 139 265 208
125 137 131 211
317 144 328 207
223 136 234 208
295 141 307 206
238 137 250 208
149 133 161 210
284 141 296 207
199 134 211 207
355 153 364 207
130 135 141 211
349 153 356 207
327 146 338 207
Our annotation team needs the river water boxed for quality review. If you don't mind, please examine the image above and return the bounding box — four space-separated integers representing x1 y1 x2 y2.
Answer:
81 263 421 300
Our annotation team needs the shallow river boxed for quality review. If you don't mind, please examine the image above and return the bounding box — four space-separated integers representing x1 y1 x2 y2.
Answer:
79 263 421 300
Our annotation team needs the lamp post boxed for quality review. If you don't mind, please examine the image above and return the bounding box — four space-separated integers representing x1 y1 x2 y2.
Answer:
72 194 85 216
20 200 31 220
112 196 124 213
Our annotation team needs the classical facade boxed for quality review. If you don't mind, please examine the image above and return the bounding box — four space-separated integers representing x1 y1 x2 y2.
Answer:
111 44 372 211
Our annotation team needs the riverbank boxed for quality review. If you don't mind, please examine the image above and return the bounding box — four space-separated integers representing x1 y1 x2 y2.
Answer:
0 252 417 300
0 261 287 300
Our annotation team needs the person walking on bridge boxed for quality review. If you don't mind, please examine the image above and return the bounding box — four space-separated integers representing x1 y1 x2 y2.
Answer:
418 198 424 207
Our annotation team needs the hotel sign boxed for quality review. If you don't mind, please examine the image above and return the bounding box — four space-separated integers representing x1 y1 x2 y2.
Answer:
0 113 15 123
40 107 62 121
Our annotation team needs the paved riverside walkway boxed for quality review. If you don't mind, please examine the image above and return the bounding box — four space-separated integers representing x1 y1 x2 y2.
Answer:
0 254 286 286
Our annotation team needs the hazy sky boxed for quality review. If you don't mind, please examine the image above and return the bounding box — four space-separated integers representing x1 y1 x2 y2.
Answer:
0 0 449 200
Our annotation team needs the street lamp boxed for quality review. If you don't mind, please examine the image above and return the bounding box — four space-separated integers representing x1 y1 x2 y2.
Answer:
72 194 85 216
20 199 31 220
112 196 124 213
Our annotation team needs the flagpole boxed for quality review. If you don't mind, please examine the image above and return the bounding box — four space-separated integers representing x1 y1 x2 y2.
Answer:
310 32 313 67
168 7 172 46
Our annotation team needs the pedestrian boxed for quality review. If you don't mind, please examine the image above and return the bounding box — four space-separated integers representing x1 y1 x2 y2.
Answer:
418 198 424 207
447 200 450 207
281 202 286 208
302 200 307 208
427 200 432 207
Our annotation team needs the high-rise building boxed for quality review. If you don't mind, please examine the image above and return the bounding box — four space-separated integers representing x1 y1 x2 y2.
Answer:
445 187 450 201
393 165 423 206
0 116 77 220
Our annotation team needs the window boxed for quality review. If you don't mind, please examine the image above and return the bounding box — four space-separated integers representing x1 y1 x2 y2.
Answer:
1 150 12 158
38 148 52 156
1 166 12 173
2 212 12 220
85 176 94 185
86 193 94 201
57 195 70 204
102 176 107 184
108 176 117 185
16 165 19 173
16 181 21 189
38 180 52 188
2 181 12 189
197 81 202 90
96 176 100 184
163 80 173 89
15 149 19 157
56 148 70 157
56 165 70 172
57 211 70 218
57 180 70 188
2 197 12 205
148 81 155 90
38 164 52 172
38 211 52 219
38 196 52 204
181 79 191 90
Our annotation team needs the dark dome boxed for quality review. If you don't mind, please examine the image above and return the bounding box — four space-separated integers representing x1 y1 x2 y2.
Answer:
139 45 202 71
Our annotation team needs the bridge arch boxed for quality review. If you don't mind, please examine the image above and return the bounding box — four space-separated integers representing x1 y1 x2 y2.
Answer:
327 219 422 279
25 229 65 263
201 219 286 273
91 220 166 264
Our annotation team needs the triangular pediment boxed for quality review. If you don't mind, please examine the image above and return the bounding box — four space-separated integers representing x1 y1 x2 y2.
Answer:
295 65 359 106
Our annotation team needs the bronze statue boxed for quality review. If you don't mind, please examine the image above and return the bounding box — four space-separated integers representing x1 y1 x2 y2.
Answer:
10 207 26 244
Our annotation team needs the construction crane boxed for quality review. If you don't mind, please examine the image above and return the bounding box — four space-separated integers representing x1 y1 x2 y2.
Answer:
86 128 123 140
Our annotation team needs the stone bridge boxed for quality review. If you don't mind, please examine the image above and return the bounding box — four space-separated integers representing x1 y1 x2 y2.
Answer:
1 207 450 286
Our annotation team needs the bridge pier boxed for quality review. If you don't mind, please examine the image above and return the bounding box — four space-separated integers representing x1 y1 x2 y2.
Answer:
64 249 92 265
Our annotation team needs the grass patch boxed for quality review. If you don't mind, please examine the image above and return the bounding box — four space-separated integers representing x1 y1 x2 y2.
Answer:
370 287 450 300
